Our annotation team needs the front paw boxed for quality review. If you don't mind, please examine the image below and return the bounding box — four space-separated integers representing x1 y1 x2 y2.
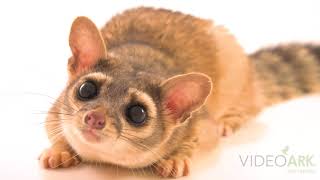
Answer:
39 147 80 169
154 156 191 178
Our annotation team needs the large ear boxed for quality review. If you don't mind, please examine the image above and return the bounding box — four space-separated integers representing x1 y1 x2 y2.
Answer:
161 73 212 123
68 16 107 76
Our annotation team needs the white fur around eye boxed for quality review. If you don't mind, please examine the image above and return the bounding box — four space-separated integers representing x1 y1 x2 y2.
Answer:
81 72 112 83
73 72 112 95
128 88 157 119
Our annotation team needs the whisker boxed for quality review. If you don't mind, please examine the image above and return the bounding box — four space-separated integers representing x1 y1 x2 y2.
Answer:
119 135 164 164
24 92 78 112
46 125 63 132
53 152 80 168
63 92 80 111
46 126 62 133
47 128 63 137
24 92 85 122
49 132 64 145
44 118 70 121
32 111 75 116
36 119 71 126
120 135 168 175
119 136 146 152
121 128 140 132
121 131 149 142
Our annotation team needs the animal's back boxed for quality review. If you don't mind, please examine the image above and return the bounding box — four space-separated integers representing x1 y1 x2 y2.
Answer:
100 7 258 125
100 7 217 78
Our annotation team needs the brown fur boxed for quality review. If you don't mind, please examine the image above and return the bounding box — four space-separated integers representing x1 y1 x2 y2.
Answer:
101 7 262 133
251 43 320 105
39 7 320 178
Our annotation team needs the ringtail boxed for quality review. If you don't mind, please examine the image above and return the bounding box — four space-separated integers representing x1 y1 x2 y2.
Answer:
39 7 320 178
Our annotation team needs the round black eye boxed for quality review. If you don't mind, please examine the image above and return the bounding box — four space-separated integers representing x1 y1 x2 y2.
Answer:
78 81 98 100
126 105 147 125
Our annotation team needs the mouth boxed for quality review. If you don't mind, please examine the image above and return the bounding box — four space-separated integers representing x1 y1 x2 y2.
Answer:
81 128 101 142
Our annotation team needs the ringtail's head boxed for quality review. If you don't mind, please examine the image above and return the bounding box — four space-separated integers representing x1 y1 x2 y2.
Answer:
60 17 212 168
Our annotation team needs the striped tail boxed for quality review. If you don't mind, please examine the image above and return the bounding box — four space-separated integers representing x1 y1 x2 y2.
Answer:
250 43 320 105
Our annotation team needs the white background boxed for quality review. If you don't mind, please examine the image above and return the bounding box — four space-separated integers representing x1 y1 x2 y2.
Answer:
0 0 319 179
